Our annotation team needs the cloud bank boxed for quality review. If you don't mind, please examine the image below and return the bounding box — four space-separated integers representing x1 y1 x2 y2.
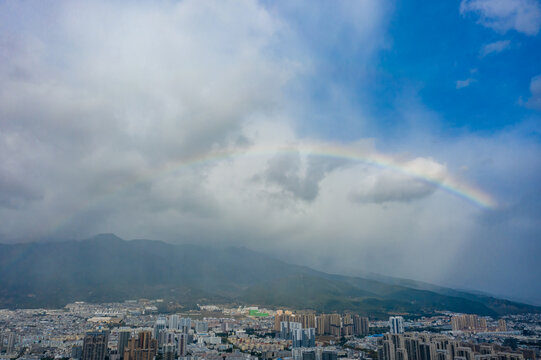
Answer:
461 0 541 35
0 0 540 304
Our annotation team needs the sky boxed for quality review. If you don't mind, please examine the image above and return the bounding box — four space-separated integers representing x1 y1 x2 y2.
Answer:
0 0 540 305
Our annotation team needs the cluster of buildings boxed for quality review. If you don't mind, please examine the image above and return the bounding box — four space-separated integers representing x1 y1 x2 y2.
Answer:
274 312 370 337
277 322 315 348
389 318 405 335
290 348 339 360
1 301 541 360
226 336 289 353
376 332 534 360
451 315 507 333
0 333 17 355
79 329 171 360
74 315 219 360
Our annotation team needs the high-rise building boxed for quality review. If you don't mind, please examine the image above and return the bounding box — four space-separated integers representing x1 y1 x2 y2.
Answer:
329 314 341 337
291 329 303 348
302 328 316 348
418 343 433 360
168 315 179 330
302 350 316 360
290 327 315 348
405 338 420 360
6 333 16 354
455 347 474 360
342 314 354 336
123 331 157 360
382 340 396 360
274 310 283 331
82 331 109 360
434 350 446 360
451 315 487 332
163 344 176 360
298 314 316 329
389 316 405 334
220 321 231 333
479 318 487 331
279 312 367 338
390 334 404 350
161 330 177 347
316 315 329 336
379 333 528 360
178 333 188 357
280 321 302 340
275 313 294 332
154 318 166 340
281 321 314 348
280 321 289 340
118 330 131 359
72 345 83 360
322 350 338 360
179 318 191 333
353 315 369 336
498 319 507 332
396 348 409 360
194 321 208 333
290 322 302 331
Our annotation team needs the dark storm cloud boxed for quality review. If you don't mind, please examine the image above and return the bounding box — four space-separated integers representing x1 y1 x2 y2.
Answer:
259 152 349 202
349 173 437 204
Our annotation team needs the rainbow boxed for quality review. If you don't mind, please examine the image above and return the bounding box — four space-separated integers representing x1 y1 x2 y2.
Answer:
47 141 496 237
150 141 496 208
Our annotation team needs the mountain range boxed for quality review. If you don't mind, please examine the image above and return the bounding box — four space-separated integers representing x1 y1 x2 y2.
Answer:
0 234 538 318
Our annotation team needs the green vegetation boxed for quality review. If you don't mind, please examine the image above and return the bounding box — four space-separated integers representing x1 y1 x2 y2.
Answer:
248 309 269 317
369 327 390 335
0 234 539 318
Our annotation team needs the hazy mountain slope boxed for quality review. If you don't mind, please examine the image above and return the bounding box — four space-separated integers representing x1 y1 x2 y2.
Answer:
0 234 539 317
0 234 315 307
358 272 541 313
240 275 503 317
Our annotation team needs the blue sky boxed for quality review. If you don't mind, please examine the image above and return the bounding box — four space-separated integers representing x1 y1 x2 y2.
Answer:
386 1 540 129
269 0 541 141
0 0 540 304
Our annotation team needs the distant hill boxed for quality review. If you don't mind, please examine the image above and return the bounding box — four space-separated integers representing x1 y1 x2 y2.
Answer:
0 234 539 318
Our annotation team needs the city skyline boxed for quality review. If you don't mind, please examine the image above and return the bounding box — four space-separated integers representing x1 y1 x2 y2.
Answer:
1 300 539 360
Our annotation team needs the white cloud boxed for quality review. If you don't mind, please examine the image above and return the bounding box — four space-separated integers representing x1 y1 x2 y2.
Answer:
460 0 541 35
0 0 300 238
0 0 540 302
456 78 476 89
524 74 541 109
479 39 511 57
349 158 446 204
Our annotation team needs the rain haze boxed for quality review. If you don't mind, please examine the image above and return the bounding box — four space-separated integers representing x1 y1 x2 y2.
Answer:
1 0 541 305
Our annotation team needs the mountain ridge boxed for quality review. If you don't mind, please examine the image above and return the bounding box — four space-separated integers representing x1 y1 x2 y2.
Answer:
0 234 538 318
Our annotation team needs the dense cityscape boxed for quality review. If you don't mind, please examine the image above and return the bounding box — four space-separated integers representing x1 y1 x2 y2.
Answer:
1 300 540 360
